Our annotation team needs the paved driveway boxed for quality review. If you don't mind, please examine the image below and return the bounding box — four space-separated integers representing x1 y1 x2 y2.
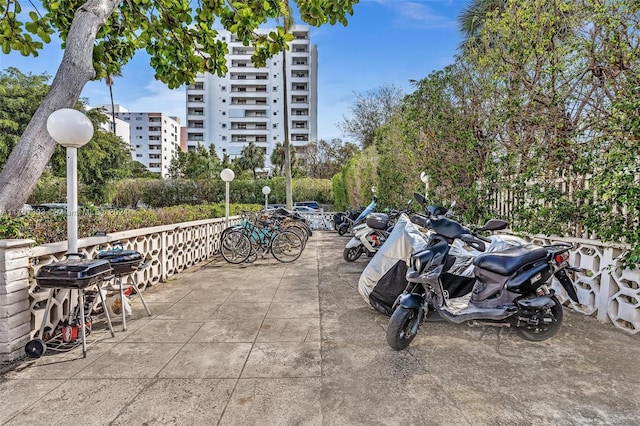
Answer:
1 232 639 425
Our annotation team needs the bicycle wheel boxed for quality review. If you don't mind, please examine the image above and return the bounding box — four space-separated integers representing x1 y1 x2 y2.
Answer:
220 230 252 264
270 231 304 263
283 223 308 246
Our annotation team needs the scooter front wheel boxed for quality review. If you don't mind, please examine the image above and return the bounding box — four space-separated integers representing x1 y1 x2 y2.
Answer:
386 306 421 350
516 295 564 342
343 245 363 262
338 224 349 236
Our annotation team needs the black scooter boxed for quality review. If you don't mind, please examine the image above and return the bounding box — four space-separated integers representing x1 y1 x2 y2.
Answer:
386 193 580 350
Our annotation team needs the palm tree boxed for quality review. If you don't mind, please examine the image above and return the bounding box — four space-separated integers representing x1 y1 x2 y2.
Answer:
238 141 265 179
104 71 121 135
458 0 506 51
270 141 297 176
275 0 295 208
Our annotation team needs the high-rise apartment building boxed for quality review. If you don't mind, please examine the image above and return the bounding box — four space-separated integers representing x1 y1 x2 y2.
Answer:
108 105 181 177
185 25 318 170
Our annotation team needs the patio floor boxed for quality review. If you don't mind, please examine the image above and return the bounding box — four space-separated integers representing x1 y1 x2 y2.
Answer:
1 231 639 425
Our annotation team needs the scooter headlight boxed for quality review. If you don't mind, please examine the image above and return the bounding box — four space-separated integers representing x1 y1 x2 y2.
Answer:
410 250 434 274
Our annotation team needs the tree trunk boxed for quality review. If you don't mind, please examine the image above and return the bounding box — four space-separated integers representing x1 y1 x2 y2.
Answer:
282 50 293 209
0 0 121 214
109 81 117 135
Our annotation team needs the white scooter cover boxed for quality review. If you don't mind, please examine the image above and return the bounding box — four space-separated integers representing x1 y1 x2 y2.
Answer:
358 213 528 316
358 214 430 315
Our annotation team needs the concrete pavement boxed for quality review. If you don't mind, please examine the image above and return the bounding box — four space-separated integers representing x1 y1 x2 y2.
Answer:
1 231 639 425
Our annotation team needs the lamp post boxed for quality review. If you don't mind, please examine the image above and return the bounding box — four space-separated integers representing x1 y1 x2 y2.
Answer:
420 172 430 200
46 109 94 253
262 186 271 210
220 168 235 225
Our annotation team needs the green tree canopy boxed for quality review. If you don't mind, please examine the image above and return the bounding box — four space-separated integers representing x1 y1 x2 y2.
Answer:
0 67 50 169
236 141 266 179
338 84 404 148
168 144 222 180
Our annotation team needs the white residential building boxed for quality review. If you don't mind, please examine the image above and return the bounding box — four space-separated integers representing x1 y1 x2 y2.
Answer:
185 25 318 169
93 104 131 146
113 108 181 177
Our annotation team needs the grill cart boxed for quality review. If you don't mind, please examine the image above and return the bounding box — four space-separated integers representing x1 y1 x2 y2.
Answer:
97 242 152 331
26 254 116 359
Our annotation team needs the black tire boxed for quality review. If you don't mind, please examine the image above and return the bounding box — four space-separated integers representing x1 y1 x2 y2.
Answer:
386 306 421 350
338 224 349 236
284 223 308 246
271 231 304 263
25 338 47 358
516 296 564 342
220 231 252 264
343 245 363 262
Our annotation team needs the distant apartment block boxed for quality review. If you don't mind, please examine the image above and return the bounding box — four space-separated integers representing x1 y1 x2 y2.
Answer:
103 105 182 177
185 25 318 169
93 105 131 146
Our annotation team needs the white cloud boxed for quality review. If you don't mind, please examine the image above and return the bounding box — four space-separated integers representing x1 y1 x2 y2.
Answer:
363 0 458 29
126 80 186 123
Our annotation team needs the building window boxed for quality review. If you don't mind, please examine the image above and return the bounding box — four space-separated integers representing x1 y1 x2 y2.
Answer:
222 123 227 128
273 123 277 128
222 112 226 115
222 136 226 141
221 86 226 91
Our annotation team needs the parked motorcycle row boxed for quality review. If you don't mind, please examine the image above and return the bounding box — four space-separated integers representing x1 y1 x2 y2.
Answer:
336 192 582 350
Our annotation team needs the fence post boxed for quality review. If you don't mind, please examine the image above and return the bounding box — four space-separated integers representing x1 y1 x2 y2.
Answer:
0 239 35 362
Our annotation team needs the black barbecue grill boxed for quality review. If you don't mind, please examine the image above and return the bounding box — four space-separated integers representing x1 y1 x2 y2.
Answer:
36 255 113 289
96 242 144 275
26 253 116 359
97 242 152 331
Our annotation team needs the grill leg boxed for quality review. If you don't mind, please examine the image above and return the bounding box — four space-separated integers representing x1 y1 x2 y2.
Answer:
128 275 152 317
37 289 55 340
97 285 115 337
79 290 87 358
119 275 127 331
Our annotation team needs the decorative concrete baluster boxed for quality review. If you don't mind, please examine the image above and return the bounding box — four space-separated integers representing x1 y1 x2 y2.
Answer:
0 239 35 362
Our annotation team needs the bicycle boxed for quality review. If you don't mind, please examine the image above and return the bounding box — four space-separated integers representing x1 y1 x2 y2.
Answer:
221 212 304 263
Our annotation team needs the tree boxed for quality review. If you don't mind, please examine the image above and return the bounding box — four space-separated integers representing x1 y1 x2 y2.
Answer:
103 71 121 135
168 144 221 180
338 84 405 148
270 141 298 176
0 68 50 169
237 141 265 179
302 138 359 179
0 0 359 213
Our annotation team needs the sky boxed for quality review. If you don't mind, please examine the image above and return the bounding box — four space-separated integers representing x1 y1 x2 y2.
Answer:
1 0 468 142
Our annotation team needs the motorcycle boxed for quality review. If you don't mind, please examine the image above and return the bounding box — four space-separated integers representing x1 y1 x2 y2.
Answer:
343 212 393 261
337 195 377 236
343 202 414 262
386 193 580 350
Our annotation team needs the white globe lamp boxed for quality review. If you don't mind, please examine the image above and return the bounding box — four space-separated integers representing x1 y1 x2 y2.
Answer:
262 186 271 209
46 109 94 253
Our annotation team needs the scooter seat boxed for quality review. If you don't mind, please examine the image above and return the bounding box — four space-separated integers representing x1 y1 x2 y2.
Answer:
473 244 548 276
